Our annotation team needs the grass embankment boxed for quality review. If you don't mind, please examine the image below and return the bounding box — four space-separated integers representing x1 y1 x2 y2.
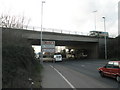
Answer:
2 29 43 88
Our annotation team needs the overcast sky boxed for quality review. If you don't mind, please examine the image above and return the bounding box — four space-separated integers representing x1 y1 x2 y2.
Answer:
0 0 119 37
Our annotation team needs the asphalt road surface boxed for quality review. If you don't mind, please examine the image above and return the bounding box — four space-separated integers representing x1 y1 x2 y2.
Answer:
41 59 120 89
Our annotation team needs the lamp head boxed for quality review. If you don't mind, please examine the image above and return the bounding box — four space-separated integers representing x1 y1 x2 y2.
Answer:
93 10 97 12
102 17 105 19
42 1 45 3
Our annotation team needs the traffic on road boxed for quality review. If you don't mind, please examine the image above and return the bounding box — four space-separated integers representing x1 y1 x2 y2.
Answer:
41 59 120 88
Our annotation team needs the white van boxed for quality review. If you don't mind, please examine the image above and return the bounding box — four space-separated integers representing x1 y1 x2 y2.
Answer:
54 54 62 62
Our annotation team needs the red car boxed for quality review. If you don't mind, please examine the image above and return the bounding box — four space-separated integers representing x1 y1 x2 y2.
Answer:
98 61 120 82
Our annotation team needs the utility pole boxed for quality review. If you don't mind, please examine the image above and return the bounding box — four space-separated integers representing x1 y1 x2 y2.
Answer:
93 10 97 31
102 17 107 59
40 1 45 63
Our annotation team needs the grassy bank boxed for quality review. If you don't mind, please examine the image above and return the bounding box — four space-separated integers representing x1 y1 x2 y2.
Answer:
2 28 43 88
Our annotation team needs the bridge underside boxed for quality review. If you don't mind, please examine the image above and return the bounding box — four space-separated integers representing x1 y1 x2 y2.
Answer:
28 39 99 59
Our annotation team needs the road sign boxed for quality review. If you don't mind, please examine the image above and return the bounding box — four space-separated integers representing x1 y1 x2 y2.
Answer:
42 45 55 48
42 49 55 53
42 41 55 45
42 41 55 53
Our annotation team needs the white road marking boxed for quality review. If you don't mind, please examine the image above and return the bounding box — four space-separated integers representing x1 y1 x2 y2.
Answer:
50 65 76 90
81 65 85 67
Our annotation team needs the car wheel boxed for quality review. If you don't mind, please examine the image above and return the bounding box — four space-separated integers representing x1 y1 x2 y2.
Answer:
116 76 120 82
100 72 104 77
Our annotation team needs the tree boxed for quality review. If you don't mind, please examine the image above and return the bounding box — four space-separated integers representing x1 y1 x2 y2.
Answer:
0 14 30 29
60 49 66 58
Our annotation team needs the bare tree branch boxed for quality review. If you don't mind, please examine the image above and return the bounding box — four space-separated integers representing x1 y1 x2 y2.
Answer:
0 14 31 29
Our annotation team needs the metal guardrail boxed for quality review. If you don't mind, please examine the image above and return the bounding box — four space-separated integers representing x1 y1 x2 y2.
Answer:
22 25 90 36
24 26 117 38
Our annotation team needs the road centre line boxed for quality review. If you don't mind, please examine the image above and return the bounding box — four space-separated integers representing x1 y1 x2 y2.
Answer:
50 65 76 90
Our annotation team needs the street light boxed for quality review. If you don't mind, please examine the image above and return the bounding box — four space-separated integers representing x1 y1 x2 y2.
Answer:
93 10 97 31
40 1 45 63
102 17 107 59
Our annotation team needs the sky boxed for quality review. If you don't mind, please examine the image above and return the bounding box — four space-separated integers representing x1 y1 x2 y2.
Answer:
0 0 119 37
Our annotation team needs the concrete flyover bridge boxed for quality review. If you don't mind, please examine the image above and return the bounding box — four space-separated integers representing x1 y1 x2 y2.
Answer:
2 28 99 59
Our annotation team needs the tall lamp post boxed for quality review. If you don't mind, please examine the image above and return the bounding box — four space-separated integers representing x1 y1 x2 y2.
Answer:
40 1 45 63
93 10 97 31
102 17 107 59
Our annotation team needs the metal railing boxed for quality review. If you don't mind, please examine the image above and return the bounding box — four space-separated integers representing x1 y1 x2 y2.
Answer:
22 25 89 36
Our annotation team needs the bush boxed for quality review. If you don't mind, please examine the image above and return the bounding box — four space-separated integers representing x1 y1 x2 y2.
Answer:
2 28 42 88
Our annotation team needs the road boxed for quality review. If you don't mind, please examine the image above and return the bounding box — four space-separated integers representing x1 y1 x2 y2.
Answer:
41 59 120 89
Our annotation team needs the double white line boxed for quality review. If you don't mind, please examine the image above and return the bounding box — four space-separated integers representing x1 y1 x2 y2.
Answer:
50 65 76 90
